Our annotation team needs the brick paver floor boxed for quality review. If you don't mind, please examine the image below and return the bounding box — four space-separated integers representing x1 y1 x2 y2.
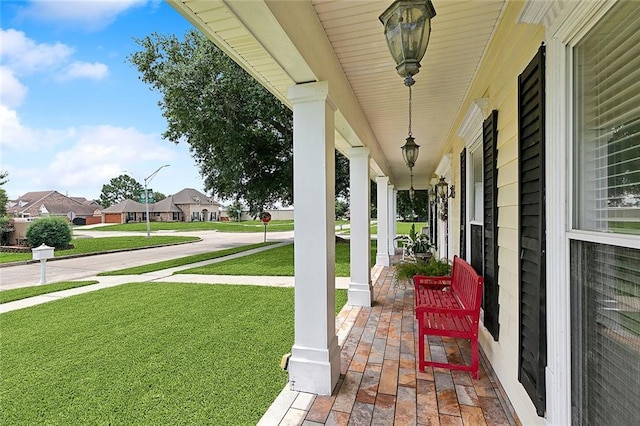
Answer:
269 264 521 426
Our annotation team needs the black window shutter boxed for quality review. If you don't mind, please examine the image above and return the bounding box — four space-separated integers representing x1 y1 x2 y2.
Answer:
459 148 467 260
483 109 500 341
518 44 547 417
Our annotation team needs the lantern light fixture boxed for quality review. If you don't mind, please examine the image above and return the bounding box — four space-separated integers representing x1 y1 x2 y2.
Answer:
435 176 455 201
379 0 437 86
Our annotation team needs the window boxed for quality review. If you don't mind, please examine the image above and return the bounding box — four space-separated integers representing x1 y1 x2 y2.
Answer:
571 2 640 424
470 149 483 222
573 1 640 235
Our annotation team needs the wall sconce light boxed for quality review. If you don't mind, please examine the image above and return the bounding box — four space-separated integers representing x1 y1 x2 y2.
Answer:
435 176 455 202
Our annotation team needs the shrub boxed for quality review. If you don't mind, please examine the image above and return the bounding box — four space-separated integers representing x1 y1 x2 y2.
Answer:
394 257 452 286
0 216 14 246
25 217 72 248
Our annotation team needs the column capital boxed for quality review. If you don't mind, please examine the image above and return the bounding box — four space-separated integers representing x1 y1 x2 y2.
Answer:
287 81 336 111
346 146 370 158
376 175 389 185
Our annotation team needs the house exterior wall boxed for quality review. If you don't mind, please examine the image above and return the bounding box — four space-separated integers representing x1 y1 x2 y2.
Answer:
439 2 545 423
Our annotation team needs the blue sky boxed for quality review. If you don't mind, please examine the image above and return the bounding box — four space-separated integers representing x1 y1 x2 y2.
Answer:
0 0 207 201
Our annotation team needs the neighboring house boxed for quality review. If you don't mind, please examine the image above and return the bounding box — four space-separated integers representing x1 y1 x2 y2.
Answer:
168 1 640 425
6 191 103 224
101 188 220 223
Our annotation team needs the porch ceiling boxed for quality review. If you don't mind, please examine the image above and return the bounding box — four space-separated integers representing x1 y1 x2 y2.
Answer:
168 0 505 189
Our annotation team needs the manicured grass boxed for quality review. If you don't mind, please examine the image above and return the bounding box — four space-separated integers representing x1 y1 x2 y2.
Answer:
99 242 277 276
0 236 199 264
0 281 99 304
92 220 295 233
0 283 347 425
178 241 377 277
396 221 428 235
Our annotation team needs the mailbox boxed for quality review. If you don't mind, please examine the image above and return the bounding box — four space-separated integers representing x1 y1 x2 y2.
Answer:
32 244 54 260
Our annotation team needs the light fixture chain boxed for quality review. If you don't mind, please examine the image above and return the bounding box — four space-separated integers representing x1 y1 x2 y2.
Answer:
408 83 413 136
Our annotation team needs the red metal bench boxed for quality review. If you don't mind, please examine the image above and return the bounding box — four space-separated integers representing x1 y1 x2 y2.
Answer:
413 256 484 379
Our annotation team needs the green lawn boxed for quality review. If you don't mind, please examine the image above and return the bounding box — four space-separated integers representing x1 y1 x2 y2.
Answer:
0 283 347 425
0 281 99 304
0 236 199 264
99 242 277 276
177 240 377 277
91 220 295 233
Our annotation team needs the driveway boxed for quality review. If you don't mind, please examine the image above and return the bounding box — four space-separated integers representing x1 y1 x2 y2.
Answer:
0 230 294 290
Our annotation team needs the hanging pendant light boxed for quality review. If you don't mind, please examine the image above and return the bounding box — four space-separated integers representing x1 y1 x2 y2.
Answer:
381 0 436 196
379 0 437 85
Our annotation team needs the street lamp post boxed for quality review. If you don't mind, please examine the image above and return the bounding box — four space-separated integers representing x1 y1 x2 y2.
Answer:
144 164 170 238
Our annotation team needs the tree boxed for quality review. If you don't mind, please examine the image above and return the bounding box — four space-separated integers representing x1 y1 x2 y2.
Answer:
227 200 244 222
128 30 349 213
396 190 429 221
153 192 166 202
0 171 8 217
99 174 144 208
335 198 349 219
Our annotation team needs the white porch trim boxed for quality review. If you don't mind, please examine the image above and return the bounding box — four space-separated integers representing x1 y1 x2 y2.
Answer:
388 185 397 256
347 147 372 307
286 81 340 395
376 176 390 266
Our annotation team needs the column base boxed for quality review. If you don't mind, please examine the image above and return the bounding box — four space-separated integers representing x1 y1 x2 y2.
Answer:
348 281 372 307
376 253 390 267
288 338 340 395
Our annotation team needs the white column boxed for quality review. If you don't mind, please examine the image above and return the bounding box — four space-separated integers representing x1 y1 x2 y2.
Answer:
388 186 397 255
287 81 340 395
348 147 372 307
376 176 390 266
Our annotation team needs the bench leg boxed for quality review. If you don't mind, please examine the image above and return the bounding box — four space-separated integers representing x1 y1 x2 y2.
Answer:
418 323 425 372
471 336 479 380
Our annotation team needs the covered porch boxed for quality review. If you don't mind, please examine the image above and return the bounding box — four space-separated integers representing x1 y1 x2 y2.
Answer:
260 263 519 425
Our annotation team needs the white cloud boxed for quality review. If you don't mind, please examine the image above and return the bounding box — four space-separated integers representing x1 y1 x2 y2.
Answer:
58 61 109 81
46 125 175 190
0 67 29 107
0 28 108 84
17 0 149 31
0 29 74 75
0 104 71 150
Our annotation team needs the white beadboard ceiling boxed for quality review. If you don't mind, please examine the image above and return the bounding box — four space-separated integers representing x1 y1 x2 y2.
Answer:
168 0 505 189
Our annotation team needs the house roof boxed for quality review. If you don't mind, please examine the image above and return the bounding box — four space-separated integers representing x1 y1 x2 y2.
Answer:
42 203 98 216
170 188 220 206
7 190 100 217
153 196 183 213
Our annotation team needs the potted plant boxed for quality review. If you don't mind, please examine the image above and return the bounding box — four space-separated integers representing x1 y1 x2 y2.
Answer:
394 256 452 287
399 223 432 260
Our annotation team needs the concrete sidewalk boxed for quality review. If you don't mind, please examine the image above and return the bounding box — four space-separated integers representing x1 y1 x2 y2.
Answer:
0 241 352 314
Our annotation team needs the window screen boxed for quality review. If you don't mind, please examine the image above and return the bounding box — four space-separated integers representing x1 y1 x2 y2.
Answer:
573 1 640 235
571 241 640 425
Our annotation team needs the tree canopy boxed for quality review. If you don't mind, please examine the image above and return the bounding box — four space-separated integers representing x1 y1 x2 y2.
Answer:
128 29 349 215
396 190 429 221
99 174 144 208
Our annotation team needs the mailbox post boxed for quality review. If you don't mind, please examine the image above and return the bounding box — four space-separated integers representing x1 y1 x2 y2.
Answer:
32 243 54 284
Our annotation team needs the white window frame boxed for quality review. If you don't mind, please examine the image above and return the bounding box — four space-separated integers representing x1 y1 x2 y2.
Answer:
458 98 489 261
520 1 638 424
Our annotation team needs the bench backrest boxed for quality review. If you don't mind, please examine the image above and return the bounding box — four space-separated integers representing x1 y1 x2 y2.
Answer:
451 256 484 318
